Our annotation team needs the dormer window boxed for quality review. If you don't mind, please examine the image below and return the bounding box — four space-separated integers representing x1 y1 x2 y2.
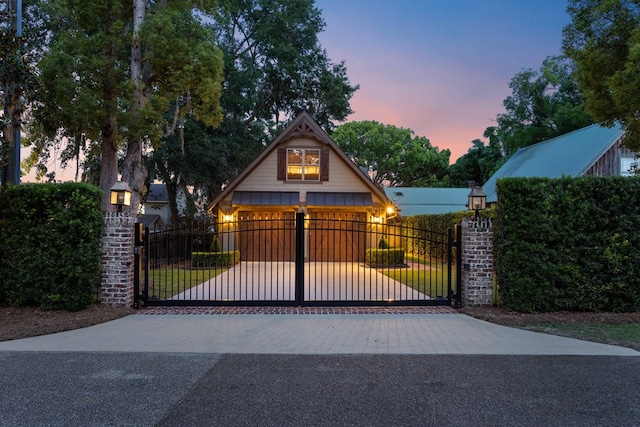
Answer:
278 147 329 182
287 148 320 180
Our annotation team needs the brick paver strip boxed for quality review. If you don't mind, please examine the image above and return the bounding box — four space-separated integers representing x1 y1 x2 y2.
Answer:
137 306 457 315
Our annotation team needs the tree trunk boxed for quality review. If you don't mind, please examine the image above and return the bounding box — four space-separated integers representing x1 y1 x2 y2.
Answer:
100 42 119 212
121 0 148 214
121 140 146 213
100 116 118 212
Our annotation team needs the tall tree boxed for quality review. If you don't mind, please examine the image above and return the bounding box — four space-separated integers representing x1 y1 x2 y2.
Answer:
447 138 504 187
149 0 359 219
563 0 640 150
486 56 593 156
332 121 450 188
27 0 224 211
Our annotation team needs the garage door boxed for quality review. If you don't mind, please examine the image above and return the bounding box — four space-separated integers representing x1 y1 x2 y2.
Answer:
238 211 295 261
309 212 367 262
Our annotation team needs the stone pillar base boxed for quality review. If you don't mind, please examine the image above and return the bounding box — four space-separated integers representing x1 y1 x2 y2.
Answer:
100 212 136 307
461 217 494 306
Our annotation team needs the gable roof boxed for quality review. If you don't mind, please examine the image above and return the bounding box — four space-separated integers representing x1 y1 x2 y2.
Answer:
483 123 625 203
385 187 469 216
207 112 391 212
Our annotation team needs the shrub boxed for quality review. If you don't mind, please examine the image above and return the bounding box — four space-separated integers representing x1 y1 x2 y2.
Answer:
365 248 405 266
401 208 494 259
378 237 389 249
495 176 640 313
0 183 103 311
191 250 241 268
210 235 221 252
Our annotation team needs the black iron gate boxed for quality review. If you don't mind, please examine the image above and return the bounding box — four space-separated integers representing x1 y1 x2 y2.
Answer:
134 213 461 308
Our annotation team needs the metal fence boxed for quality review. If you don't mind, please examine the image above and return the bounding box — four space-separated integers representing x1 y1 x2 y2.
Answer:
136 213 460 307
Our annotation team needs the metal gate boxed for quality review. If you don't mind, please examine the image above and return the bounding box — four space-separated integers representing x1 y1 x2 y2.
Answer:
134 213 461 308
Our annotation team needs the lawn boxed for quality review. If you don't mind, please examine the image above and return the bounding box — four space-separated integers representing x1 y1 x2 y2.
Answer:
143 268 225 300
523 323 640 351
377 254 457 299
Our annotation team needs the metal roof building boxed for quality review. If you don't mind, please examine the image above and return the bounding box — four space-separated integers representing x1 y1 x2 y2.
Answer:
483 124 629 203
384 187 469 216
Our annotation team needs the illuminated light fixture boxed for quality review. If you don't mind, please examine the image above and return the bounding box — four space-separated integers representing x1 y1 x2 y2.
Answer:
110 181 132 212
467 183 487 218
222 213 234 222
386 206 395 215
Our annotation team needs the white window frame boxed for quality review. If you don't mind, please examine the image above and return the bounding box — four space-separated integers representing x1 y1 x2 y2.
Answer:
620 156 638 177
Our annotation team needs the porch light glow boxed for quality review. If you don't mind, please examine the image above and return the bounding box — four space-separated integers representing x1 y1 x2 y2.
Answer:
222 214 234 222
386 206 395 215
110 181 132 212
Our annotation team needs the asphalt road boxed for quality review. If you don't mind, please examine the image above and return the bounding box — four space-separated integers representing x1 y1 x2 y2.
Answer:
1 352 639 427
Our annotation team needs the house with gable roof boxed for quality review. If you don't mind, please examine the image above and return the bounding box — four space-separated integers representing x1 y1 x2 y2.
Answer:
483 123 636 203
206 112 396 262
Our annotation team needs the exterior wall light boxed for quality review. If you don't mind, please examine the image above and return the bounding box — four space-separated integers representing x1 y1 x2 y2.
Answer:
467 184 487 218
110 181 132 212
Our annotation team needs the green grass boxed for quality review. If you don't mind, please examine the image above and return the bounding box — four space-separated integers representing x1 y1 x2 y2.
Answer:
377 254 457 299
143 268 225 299
523 323 640 351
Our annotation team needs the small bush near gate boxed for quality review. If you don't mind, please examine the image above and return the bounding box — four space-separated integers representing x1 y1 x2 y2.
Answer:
0 183 103 311
366 248 405 267
495 176 640 313
191 250 240 268
210 235 221 252
378 237 390 249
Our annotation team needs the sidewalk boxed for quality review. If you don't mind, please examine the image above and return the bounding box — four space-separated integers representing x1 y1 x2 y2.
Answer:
0 308 637 355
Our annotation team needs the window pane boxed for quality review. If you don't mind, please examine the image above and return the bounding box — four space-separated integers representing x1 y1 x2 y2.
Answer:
287 149 303 180
288 149 302 164
304 150 320 180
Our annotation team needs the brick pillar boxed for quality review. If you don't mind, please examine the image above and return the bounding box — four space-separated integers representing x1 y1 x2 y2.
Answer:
461 216 494 306
100 212 136 307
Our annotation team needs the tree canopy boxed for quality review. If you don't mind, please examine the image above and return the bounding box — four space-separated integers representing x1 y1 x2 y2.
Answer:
563 0 640 150
331 121 450 188
447 138 503 187
484 56 593 156
148 0 359 219
26 0 225 211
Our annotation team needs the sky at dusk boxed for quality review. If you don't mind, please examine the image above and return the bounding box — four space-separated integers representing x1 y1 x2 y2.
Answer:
314 0 571 161
27 1 571 182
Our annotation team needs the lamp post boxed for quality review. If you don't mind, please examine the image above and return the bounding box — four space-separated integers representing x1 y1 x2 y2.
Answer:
110 181 132 212
467 184 487 218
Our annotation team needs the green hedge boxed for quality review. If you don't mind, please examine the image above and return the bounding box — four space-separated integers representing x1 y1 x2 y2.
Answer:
401 209 493 259
365 248 405 266
0 183 103 310
191 250 241 268
495 176 640 313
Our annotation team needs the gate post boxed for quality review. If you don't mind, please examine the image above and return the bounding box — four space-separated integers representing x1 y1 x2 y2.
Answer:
294 211 305 305
100 212 136 307
460 216 494 306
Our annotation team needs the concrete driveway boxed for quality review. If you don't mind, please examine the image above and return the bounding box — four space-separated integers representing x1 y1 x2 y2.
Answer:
172 261 431 302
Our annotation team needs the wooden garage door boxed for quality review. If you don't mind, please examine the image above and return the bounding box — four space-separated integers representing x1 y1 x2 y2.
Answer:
238 211 295 261
309 212 367 262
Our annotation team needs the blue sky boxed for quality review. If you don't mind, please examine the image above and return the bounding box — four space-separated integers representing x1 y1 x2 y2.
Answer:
314 0 571 161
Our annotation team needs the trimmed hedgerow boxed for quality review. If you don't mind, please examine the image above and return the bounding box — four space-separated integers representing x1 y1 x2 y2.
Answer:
191 250 241 268
495 176 640 313
0 183 103 311
366 248 405 267
401 208 494 259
